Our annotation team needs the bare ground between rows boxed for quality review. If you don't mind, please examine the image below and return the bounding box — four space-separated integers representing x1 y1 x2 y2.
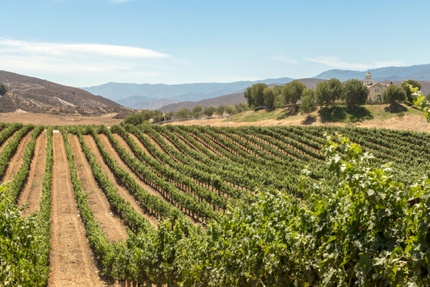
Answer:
83 134 158 228
18 131 47 216
1 130 33 182
48 132 104 287
70 134 128 242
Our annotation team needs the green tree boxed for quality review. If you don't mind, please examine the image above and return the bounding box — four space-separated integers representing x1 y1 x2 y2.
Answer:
234 103 247 113
383 84 406 110
124 110 163 125
176 108 191 119
191 105 203 118
216 105 225 117
343 79 369 110
225 105 237 115
328 78 344 104
315 81 331 107
299 89 316 114
283 80 306 107
244 83 267 107
401 79 421 103
203 106 216 117
0 83 6 96
263 87 275 109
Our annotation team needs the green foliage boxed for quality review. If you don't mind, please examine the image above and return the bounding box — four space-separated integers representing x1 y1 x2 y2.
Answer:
0 184 48 286
224 105 237 115
411 86 430 122
299 88 317 114
316 78 344 107
3 122 430 286
383 84 406 105
217 105 226 117
402 79 421 103
263 87 275 109
343 79 369 110
283 80 306 106
191 105 203 118
203 106 216 117
244 83 268 107
124 110 164 125
176 108 192 119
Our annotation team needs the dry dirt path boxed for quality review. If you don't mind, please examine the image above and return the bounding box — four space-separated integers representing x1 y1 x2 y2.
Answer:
0 130 18 152
18 131 46 216
83 134 158 229
48 132 104 287
1 130 33 182
69 134 128 242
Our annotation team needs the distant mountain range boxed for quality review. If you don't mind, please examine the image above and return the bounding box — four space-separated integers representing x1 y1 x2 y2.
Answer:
315 64 430 82
84 78 293 110
83 64 430 110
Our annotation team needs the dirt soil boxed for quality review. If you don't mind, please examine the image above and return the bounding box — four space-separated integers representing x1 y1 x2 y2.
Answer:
0 112 122 126
84 134 158 228
69 134 128 242
167 114 430 133
1 130 33 182
18 131 47 216
48 132 104 287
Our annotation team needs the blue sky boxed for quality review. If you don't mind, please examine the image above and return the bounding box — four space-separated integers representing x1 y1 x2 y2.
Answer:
1 0 429 87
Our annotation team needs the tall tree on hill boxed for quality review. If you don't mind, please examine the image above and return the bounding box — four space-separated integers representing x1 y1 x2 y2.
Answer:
343 79 369 110
203 106 216 117
217 105 226 117
225 105 237 115
401 79 421 103
263 87 275 110
315 81 331 107
299 89 317 115
328 78 344 104
244 83 267 107
316 78 344 107
384 84 406 112
283 80 306 108
191 105 203 118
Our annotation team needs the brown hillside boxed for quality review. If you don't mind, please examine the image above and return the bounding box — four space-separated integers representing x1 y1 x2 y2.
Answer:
0 70 132 117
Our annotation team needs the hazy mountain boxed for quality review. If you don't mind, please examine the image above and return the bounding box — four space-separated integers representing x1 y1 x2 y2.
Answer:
158 78 325 112
84 77 293 109
0 70 131 117
159 92 246 112
314 64 430 81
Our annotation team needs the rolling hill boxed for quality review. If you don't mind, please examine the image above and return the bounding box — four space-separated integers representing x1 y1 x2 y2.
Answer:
84 78 293 109
84 64 430 110
0 71 131 117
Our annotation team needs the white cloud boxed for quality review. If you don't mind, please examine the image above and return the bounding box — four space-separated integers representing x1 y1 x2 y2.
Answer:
0 38 168 59
0 38 170 86
304 56 403 71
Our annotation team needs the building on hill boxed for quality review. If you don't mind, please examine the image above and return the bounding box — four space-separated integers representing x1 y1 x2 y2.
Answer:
364 71 389 102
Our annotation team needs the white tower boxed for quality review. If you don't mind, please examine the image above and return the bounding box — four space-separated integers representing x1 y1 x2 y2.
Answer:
364 70 373 86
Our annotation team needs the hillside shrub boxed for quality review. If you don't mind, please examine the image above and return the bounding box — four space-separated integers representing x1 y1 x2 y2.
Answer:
0 83 6 96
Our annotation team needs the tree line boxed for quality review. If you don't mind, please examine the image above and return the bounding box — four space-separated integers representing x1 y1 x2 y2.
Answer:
124 103 248 125
244 78 426 115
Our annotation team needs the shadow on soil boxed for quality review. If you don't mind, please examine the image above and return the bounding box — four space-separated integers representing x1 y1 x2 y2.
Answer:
319 106 373 123
301 115 317 125
277 106 298 120
384 103 408 113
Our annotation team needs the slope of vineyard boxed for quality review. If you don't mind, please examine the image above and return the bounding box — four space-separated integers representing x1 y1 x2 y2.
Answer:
0 122 429 286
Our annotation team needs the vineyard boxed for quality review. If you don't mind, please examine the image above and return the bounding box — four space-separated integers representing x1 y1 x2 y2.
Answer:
1 122 430 286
